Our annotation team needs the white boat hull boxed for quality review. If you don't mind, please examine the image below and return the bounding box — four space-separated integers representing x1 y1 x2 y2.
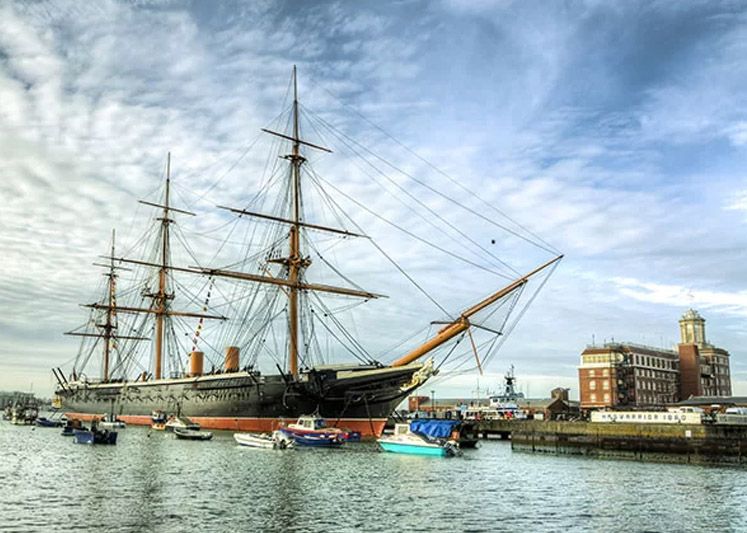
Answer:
234 431 293 449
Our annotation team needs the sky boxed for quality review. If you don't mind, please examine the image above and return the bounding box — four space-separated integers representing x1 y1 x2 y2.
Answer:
1 0 746 399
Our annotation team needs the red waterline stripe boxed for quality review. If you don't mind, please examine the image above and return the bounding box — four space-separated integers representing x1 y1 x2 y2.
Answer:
63 412 387 438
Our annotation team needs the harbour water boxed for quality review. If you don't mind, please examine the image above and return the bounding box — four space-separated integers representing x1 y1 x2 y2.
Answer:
1 422 746 532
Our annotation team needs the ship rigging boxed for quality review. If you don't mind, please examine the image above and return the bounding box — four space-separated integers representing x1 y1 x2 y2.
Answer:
55 67 562 436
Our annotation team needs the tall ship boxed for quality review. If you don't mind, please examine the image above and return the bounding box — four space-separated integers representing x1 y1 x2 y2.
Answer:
54 68 561 437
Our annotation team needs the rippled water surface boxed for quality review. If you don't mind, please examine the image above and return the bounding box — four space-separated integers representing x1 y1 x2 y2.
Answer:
1 421 747 532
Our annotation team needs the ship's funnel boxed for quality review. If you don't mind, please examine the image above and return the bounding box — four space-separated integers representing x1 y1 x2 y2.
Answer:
189 351 204 377
225 346 239 372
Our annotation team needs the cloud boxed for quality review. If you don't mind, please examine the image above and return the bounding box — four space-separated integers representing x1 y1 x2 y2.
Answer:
726 190 747 215
725 122 747 147
613 277 747 317
1 0 746 400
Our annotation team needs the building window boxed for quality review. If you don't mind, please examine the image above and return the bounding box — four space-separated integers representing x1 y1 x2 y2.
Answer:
603 380 609 390
603 368 609 377
589 369 595 377
590 380 596 390
590 393 597 402
603 393 610 403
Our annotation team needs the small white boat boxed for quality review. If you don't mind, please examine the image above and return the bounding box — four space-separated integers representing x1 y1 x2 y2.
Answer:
100 415 126 429
174 428 213 441
165 416 200 432
100 420 126 429
234 431 293 449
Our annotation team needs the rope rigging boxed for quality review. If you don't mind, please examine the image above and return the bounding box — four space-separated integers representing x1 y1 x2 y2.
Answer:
66 71 561 384
311 86 561 256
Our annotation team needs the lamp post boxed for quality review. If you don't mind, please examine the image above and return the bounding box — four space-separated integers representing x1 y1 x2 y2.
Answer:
431 389 436 418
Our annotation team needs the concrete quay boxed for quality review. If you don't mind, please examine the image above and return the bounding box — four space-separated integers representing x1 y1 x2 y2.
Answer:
477 419 747 464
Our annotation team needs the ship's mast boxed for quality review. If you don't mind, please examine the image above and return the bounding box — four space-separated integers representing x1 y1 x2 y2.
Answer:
102 229 117 381
288 65 303 377
74 156 225 382
200 68 560 376
67 229 152 381
210 68 380 378
154 152 173 380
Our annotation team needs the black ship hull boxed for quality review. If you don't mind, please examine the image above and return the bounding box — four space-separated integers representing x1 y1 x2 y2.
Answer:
57 362 430 437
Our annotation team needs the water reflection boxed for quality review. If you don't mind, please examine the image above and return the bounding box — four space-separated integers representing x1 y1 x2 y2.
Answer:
1 423 747 532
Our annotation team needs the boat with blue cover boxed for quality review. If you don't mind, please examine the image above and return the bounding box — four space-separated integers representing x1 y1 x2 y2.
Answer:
377 420 461 457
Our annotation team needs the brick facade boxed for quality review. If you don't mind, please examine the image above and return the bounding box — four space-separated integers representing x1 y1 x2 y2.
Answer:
578 310 731 410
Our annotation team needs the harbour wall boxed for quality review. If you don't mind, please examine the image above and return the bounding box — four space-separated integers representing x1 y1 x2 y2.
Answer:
481 420 747 464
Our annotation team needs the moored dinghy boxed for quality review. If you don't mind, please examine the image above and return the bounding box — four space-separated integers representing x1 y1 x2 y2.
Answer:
234 431 294 449
166 416 200 432
35 417 63 428
174 428 213 441
100 419 126 430
100 414 126 429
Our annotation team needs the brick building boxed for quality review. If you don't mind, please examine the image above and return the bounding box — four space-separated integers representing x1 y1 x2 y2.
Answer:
679 309 731 397
578 309 732 410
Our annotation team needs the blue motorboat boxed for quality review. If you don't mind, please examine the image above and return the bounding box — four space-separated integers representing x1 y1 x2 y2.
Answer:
72 422 118 445
377 420 461 457
35 417 63 428
278 428 344 447
278 415 355 446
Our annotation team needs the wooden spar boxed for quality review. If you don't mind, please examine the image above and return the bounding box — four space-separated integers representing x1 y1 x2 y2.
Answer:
217 205 367 238
57 366 69 385
92 262 132 271
467 328 483 375
260 129 332 153
101 257 200 275
390 254 563 367
194 269 383 299
84 303 226 321
288 65 302 378
155 153 171 380
138 200 196 216
102 229 115 381
430 320 503 336
65 331 150 341
51 367 67 392
101 255 383 299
